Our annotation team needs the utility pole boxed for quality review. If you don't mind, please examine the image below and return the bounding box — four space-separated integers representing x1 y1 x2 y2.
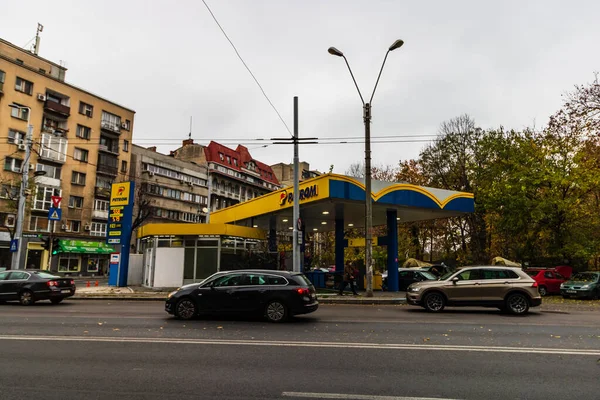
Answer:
272 97 317 272
11 123 33 270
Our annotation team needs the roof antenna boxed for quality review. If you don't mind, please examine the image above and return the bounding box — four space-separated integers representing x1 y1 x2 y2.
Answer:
33 23 44 55
189 116 192 140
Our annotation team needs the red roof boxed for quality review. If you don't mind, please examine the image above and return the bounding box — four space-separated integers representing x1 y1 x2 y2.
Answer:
204 141 280 185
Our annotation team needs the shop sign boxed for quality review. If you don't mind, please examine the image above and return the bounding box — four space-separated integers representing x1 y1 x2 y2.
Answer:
279 184 319 206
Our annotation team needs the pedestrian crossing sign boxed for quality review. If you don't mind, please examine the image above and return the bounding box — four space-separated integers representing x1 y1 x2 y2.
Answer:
48 207 62 221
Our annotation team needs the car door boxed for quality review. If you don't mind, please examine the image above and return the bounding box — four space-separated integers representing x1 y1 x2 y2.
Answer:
4 271 30 301
198 273 245 313
543 271 561 293
398 271 413 291
477 269 514 301
443 269 486 303
228 273 269 313
0 271 11 301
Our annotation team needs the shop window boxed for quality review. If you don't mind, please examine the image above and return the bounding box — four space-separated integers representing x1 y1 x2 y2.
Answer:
58 254 80 273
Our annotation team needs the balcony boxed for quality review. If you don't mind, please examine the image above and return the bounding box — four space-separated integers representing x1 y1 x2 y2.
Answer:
96 163 118 176
101 120 121 134
92 209 109 220
99 144 120 154
44 100 70 117
95 187 111 198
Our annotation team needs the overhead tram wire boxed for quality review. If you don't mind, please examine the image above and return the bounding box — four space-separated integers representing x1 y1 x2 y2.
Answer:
201 0 293 138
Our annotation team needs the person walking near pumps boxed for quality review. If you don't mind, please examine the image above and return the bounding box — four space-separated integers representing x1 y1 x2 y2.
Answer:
338 261 359 296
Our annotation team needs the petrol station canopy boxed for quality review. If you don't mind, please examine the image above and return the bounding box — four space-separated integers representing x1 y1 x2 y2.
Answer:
209 173 474 232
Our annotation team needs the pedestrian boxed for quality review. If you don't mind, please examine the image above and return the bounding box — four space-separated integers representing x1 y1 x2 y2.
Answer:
338 261 359 296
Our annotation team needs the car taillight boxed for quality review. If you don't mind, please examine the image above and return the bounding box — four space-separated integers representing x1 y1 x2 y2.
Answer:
70 280 75 286
296 288 310 295
47 281 58 287
532 281 538 288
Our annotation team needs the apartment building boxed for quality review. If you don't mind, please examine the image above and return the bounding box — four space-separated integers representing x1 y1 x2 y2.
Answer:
0 38 134 274
171 140 280 212
270 162 321 188
130 145 209 228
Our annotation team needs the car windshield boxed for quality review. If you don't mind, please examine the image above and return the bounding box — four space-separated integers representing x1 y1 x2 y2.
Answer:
571 273 599 282
420 271 437 280
33 271 59 279
199 272 227 287
439 271 456 281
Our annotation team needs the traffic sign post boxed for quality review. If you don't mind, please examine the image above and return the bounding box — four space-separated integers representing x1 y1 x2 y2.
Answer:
48 208 62 221
9 239 18 253
47 196 62 271
51 196 62 208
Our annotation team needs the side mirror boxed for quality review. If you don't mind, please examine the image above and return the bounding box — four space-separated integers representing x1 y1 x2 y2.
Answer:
451 277 459 284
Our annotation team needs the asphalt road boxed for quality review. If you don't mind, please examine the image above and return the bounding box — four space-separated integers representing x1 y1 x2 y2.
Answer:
0 301 599 400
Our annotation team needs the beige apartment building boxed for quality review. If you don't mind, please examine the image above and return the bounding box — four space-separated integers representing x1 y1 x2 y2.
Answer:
270 162 320 188
130 145 209 230
0 38 134 274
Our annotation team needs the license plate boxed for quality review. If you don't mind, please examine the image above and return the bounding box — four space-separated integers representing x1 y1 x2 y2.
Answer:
566 290 577 293
61 289 71 294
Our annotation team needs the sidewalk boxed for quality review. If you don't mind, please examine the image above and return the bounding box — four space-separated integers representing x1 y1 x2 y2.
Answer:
72 286 406 304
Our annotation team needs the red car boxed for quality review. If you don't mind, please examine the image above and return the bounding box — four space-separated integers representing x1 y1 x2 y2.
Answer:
524 269 566 296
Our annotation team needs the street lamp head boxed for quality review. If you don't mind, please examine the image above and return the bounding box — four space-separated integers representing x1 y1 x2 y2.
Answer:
33 171 47 177
328 47 344 57
388 39 404 51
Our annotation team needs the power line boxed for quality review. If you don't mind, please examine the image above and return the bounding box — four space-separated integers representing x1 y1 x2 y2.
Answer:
201 0 293 138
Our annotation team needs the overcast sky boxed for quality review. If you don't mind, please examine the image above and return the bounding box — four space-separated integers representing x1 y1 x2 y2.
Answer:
2 0 599 174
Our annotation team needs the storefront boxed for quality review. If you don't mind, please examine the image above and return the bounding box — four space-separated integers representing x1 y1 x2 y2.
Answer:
53 240 115 276
0 232 11 271
138 223 266 288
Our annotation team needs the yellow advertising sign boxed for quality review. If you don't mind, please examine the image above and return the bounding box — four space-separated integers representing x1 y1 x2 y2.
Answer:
110 182 131 206
347 238 365 247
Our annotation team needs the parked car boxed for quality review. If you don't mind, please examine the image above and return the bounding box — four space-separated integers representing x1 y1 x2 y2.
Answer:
406 266 541 315
524 268 566 296
419 264 454 277
382 268 437 291
0 270 76 305
165 269 319 322
560 272 600 299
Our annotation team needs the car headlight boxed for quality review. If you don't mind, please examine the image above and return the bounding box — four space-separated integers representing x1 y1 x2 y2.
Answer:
167 288 180 299
581 285 590 290
409 286 421 292
560 283 565 289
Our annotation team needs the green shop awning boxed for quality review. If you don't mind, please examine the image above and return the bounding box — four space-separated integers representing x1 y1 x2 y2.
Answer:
57 240 115 254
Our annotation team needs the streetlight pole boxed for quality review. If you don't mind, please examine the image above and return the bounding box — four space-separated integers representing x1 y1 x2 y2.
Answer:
9 105 33 270
328 39 404 297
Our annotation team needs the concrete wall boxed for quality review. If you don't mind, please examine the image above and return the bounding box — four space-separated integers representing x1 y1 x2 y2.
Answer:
153 248 184 288
128 254 143 285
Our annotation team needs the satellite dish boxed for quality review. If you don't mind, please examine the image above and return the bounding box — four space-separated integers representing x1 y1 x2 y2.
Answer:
202 207 208 213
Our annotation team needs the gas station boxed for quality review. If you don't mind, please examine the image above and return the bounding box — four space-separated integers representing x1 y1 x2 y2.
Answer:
208 173 474 292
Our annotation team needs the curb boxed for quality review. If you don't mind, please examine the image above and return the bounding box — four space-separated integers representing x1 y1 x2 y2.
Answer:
71 296 407 304
72 296 166 301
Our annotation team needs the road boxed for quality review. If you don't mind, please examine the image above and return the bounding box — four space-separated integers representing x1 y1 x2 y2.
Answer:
0 301 599 400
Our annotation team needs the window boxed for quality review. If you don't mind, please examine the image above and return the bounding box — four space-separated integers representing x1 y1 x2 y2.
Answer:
10 104 29 120
69 196 84 208
96 176 113 189
0 70 5 86
1 213 16 227
29 216 50 232
36 163 61 180
100 135 119 153
101 111 121 132
8 129 25 145
76 125 91 140
58 254 80 273
0 272 8 280
226 155 231 164
123 120 131 131
74 148 89 162
267 275 288 285
94 199 109 211
90 222 106 237
0 185 18 199
123 140 129 152
233 159 238 167
15 77 33 95
33 186 61 211
544 271 554 279
69 220 81 233
4 157 23 172
79 102 93 117
8 271 29 280
121 160 127 173
39 133 67 162
71 171 87 186
219 153 225 161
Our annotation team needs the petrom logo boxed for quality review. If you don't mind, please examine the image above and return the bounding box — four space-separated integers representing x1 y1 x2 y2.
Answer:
279 185 318 206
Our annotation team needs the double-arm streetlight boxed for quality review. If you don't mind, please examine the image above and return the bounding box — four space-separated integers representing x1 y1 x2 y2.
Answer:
328 39 404 297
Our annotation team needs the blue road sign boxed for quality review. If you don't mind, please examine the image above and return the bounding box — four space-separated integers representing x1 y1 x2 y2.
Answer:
48 207 62 221
9 239 18 252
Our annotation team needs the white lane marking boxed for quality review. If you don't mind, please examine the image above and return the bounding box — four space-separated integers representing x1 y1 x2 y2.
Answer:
0 334 598 356
282 393 459 400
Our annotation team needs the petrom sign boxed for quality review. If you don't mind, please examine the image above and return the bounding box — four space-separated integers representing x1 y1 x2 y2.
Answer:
279 184 319 206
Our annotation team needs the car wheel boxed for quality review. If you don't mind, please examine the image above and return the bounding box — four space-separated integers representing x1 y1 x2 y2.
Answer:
50 298 63 305
175 298 197 320
423 292 445 313
19 290 35 306
506 293 529 315
538 286 548 296
265 300 288 322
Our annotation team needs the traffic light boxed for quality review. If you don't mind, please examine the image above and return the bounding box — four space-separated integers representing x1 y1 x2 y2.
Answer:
51 237 60 255
41 236 50 250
